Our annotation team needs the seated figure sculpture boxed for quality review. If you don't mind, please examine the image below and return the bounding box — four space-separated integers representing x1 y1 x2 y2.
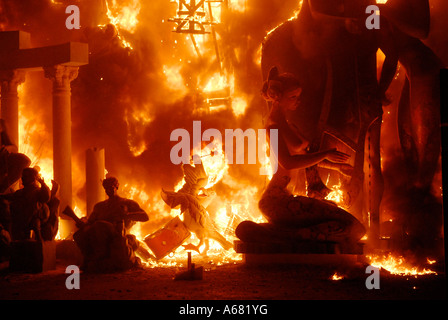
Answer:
2 168 51 242
236 67 365 251
0 119 31 193
66 177 149 273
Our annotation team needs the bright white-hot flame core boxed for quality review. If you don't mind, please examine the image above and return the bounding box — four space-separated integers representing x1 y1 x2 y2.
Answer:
228 0 247 12
331 272 344 281
106 0 141 33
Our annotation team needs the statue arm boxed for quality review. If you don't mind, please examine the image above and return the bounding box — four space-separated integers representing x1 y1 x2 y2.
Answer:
378 0 430 39
318 159 353 177
378 53 398 105
126 211 149 222
125 200 149 222
37 177 51 203
268 125 347 170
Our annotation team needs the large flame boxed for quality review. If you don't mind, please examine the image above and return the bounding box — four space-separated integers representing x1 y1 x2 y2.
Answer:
18 84 53 183
42 0 279 264
106 0 141 33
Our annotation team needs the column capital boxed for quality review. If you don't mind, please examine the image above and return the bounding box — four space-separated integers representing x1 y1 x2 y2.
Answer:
0 69 26 90
44 65 79 88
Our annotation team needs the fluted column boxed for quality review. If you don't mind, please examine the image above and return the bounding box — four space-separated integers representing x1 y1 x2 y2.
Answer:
0 69 26 148
44 65 79 214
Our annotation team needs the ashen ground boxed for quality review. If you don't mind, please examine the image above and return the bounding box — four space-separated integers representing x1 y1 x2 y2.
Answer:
0 258 446 301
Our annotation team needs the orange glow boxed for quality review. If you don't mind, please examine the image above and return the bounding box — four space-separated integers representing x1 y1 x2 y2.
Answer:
367 254 437 276
331 272 344 281
98 0 141 49
124 107 153 157
228 0 247 13
163 65 188 94
198 143 228 190
39 0 444 272
106 0 140 33
324 176 347 208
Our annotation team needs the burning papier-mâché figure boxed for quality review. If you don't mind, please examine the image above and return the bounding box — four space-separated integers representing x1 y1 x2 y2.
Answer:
0 167 59 242
161 158 232 254
260 0 444 254
64 177 149 273
236 67 366 251
0 119 31 193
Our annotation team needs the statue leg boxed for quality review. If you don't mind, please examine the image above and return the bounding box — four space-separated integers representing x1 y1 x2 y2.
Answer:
409 72 441 190
395 54 443 258
398 78 419 177
364 117 384 246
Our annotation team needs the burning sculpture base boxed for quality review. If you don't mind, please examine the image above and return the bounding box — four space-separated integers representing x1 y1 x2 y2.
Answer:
9 240 56 273
234 173 366 266
234 239 364 266
234 218 366 266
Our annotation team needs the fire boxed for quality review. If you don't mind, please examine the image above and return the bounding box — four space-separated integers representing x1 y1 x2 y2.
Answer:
36 0 324 268
228 0 247 13
18 84 53 182
99 0 141 49
55 206 83 240
331 272 344 281
105 0 141 33
366 254 437 276
202 155 228 190
324 176 347 208
163 65 188 94
121 183 151 206
124 107 153 157
190 139 228 190
231 96 248 117
204 72 230 93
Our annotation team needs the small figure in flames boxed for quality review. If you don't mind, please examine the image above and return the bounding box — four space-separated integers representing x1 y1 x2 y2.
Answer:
161 158 232 254
64 177 149 273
